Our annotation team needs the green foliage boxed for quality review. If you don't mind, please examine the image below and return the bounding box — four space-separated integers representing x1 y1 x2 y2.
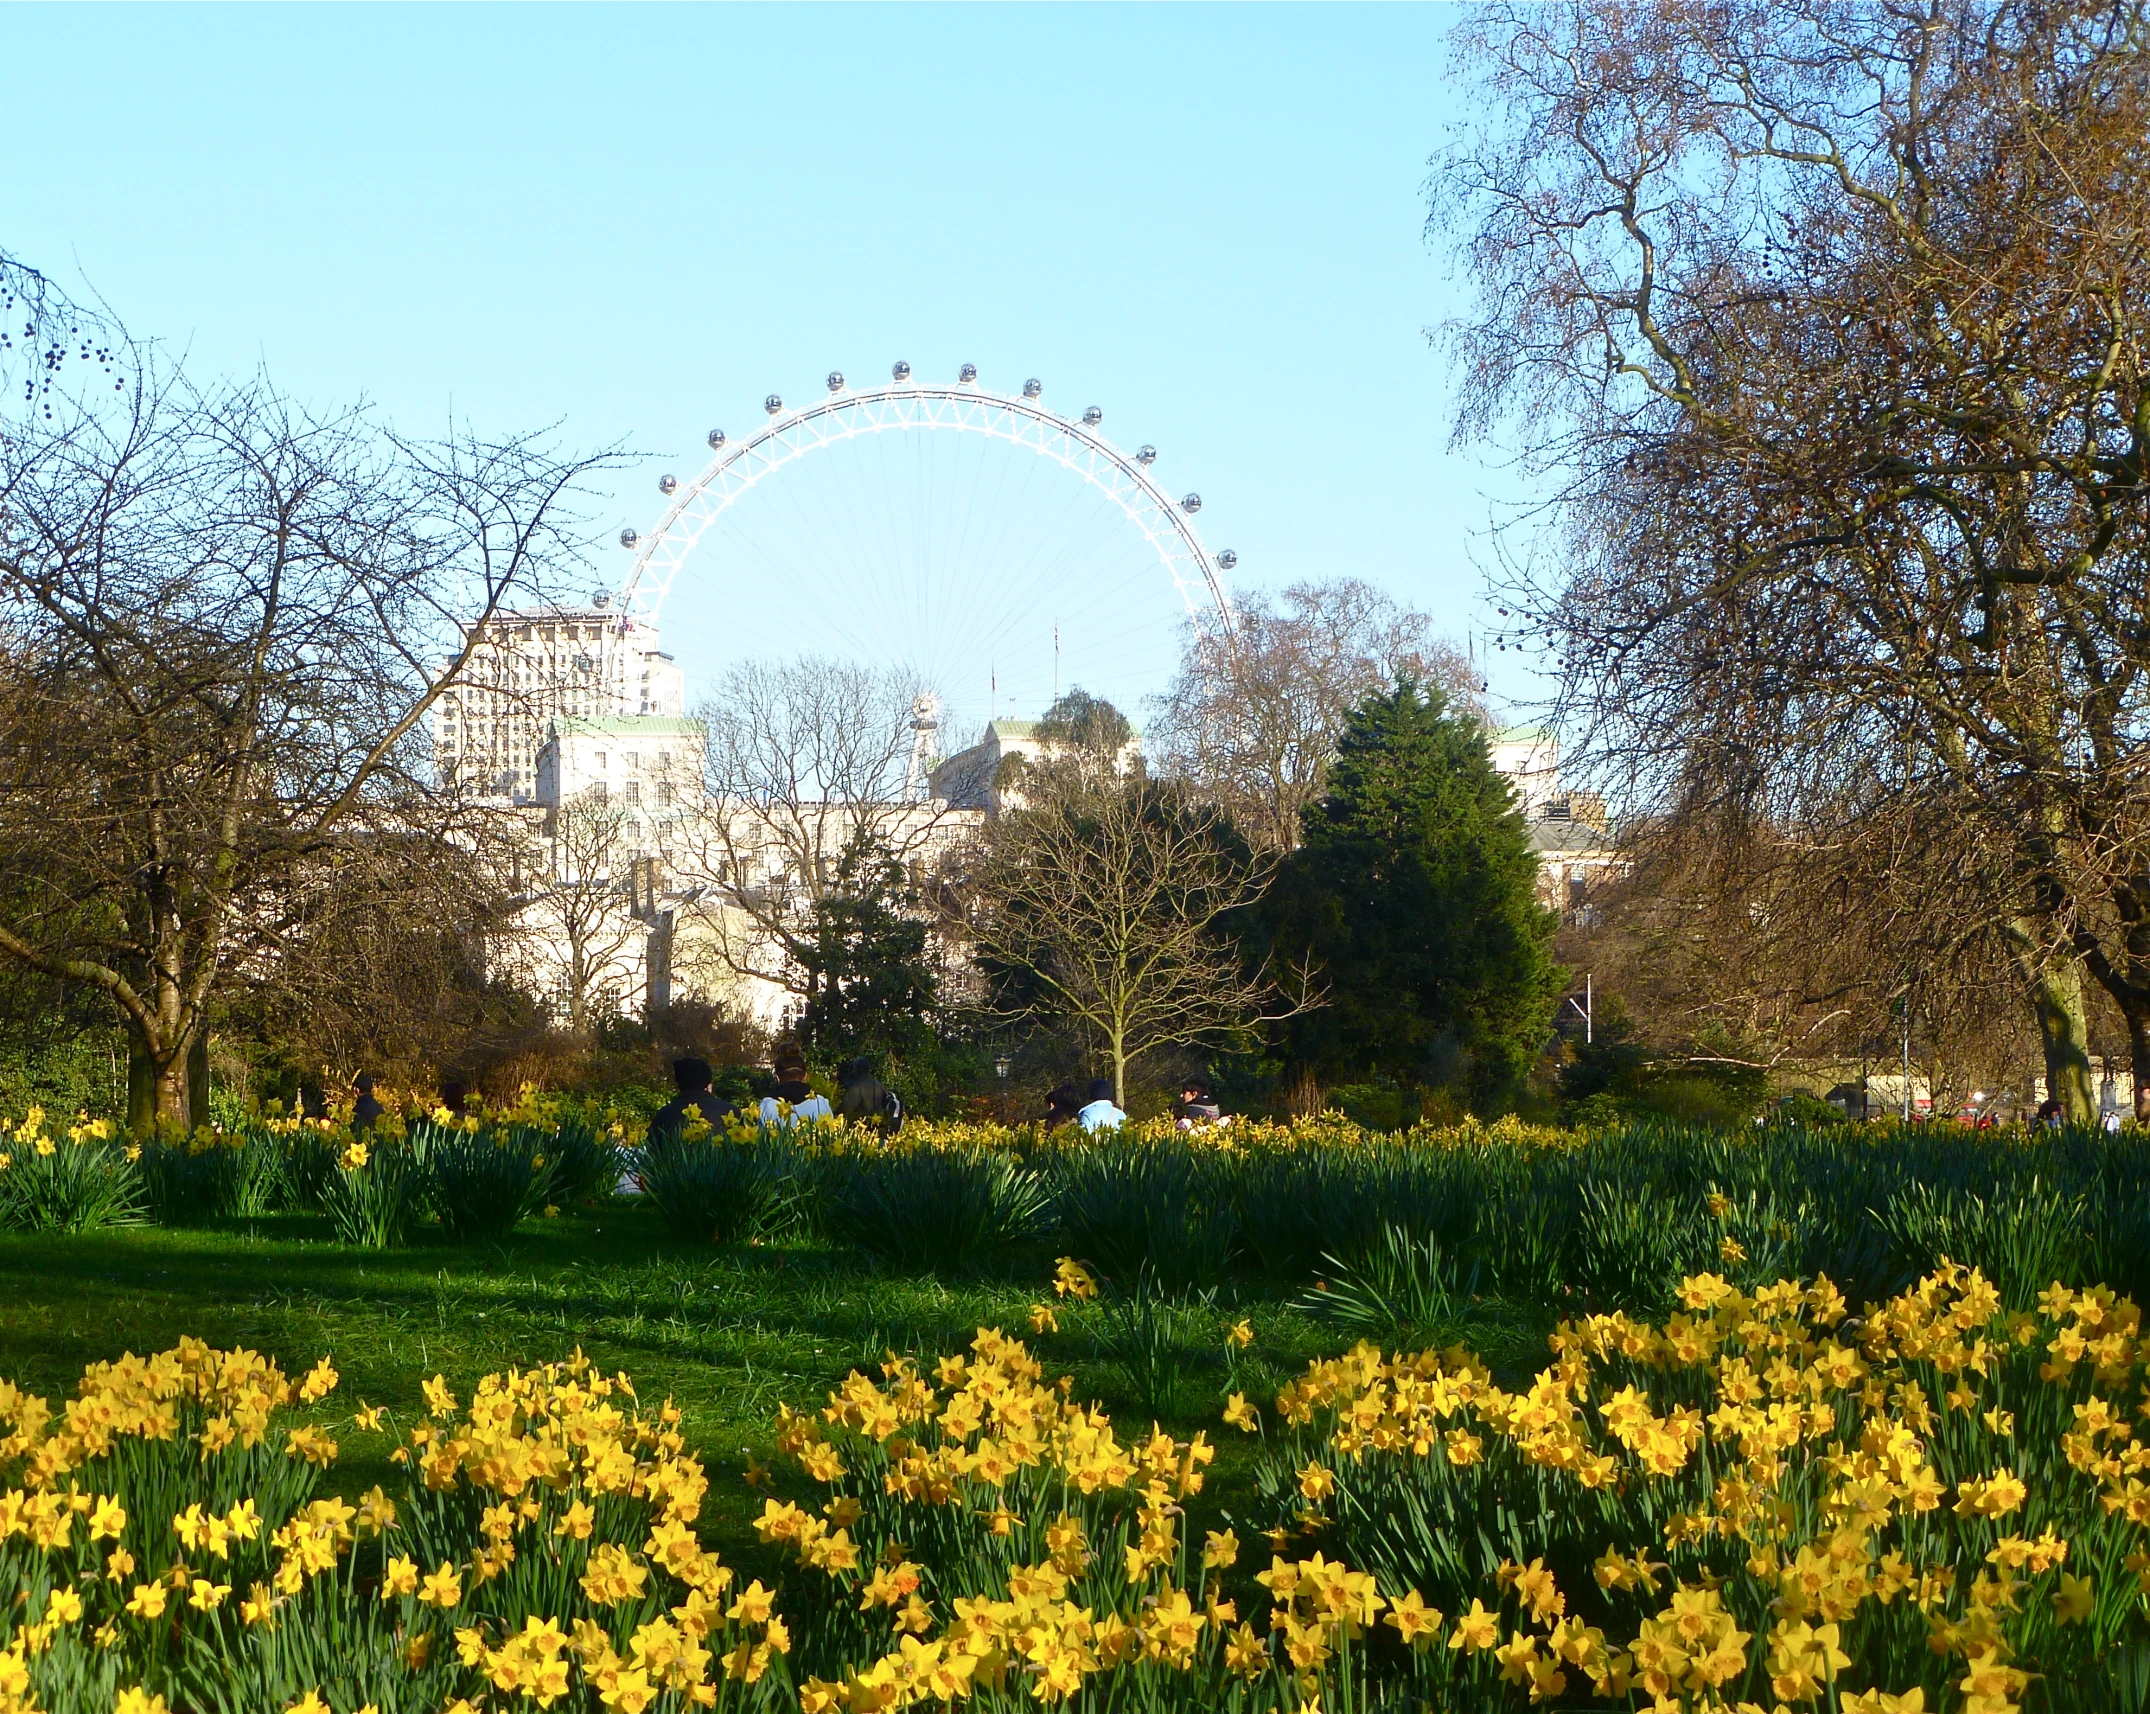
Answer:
1269 682 1562 1108
320 1138 426 1248
1046 1136 1239 1291
545 1108 626 1205
1034 685 1135 758
819 1144 1049 1272
0 1122 140 1233
639 1131 800 1245
797 841 939 1066
425 1120 559 1243
136 1126 288 1225
1294 1225 1480 1346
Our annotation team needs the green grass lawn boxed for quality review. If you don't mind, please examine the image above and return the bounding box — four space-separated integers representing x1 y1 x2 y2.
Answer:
0 1204 1557 1580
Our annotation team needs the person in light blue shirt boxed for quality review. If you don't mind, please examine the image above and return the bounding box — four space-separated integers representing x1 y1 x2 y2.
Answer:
1076 1077 1127 1131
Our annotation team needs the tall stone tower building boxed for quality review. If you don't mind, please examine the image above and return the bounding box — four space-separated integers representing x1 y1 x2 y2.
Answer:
432 599 684 801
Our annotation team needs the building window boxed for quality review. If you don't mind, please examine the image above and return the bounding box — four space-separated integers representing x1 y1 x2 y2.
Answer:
594 752 607 770
624 781 641 805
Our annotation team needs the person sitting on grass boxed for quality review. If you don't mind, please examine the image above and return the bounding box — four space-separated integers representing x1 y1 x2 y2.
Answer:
649 1056 735 1145
759 1053 833 1125
838 1056 904 1134
1077 1077 1127 1131
1174 1078 1222 1130
1043 1084 1082 1132
350 1071 384 1134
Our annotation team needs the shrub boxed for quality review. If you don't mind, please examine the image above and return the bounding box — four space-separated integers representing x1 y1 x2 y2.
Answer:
1244 1262 2150 1714
425 1119 557 1242
639 1130 798 1245
319 1135 425 1248
1047 1136 1238 1290
0 1109 140 1233
819 1143 1048 1272
0 1341 785 1714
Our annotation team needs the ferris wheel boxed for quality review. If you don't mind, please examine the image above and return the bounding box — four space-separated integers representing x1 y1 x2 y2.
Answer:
614 364 1238 735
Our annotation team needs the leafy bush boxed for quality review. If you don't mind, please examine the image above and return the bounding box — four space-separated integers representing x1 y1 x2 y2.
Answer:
319 1136 425 1248
639 1131 798 1245
0 1110 140 1233
1246 1263 2150 1714
424 1119 556 1242
1047 1136 1238 1290
819 1144 1048 1272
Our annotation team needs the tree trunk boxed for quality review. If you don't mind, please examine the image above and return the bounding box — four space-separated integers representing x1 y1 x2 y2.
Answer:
2130 1010 2150 1122
124 1024 197 1133
2029 957 2096 1123
2009 921 2096 1123
187 1030 211 1129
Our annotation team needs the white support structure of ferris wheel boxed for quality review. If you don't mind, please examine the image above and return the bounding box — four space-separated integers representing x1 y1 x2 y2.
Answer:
614 369 1239 640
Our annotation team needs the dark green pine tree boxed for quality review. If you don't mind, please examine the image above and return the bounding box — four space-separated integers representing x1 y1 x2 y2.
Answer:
1269 680 1562 1107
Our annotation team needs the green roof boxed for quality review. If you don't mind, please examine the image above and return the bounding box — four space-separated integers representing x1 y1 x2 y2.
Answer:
550 716 705 737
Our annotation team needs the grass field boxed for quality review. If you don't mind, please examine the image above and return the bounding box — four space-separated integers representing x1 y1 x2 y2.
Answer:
0 1200 1547 1584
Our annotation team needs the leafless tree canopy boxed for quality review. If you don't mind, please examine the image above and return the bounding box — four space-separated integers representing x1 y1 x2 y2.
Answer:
683 657 956 1004
955 761 1318 1104
0 332 611 1126
1150 578 1483 851
1439 0 2150 1113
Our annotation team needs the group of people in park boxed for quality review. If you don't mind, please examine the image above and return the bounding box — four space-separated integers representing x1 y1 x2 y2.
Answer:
645 1052 1227 1145
349 1051 1225 1149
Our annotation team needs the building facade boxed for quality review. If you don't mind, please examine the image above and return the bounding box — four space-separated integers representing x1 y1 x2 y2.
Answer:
433 600 684 802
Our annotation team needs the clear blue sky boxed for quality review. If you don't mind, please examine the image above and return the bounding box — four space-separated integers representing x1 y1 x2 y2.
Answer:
5 4 1539 715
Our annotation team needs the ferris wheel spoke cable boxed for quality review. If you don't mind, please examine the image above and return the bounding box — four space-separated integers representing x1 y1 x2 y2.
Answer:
624 379 1230 734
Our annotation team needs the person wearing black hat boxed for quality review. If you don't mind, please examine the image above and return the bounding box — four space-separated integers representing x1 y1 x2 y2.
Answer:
649 1057 735 1144
351 1072 384 1134
1076 1077 1127 1131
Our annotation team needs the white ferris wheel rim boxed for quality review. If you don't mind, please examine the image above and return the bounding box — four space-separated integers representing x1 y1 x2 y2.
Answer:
615 378 1236 641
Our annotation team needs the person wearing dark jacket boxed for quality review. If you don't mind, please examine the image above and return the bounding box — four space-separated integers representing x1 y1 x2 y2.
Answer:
837 1056 904 1134
1174 1079 1222 1129
1043 1085 1082 1132
648 1057 735 1144
351 1072 385 1134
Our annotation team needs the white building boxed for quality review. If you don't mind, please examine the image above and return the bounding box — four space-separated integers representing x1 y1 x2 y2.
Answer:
928 718 1144 816
1489 728 1625 920
534 715 706 852
433 600 684 802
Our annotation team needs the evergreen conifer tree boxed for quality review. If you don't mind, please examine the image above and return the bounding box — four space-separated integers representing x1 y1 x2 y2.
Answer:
1268 680 1561 1106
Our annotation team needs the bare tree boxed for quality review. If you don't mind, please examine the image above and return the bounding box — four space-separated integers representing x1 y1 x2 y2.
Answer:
0 332 610 1127
678 657 960 1010
1439 0 2150 1117
956 766 1318 1104
500 787 647 1036
1151 579 1483 850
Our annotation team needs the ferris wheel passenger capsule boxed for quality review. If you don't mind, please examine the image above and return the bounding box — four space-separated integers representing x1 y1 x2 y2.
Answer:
1181 493 1202 513
1136 445 1157 465
706 428 727 450
765 394 783 415
1023 378 1042 398
892 360 912 382
619 528 639 550
658 474 678 496
959 363 978 383
1082 406 1103 426
1217 549 1237 571
827 372 845 393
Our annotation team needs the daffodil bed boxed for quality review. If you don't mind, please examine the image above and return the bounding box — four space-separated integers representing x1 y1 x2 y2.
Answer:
5 1258 2149 1714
